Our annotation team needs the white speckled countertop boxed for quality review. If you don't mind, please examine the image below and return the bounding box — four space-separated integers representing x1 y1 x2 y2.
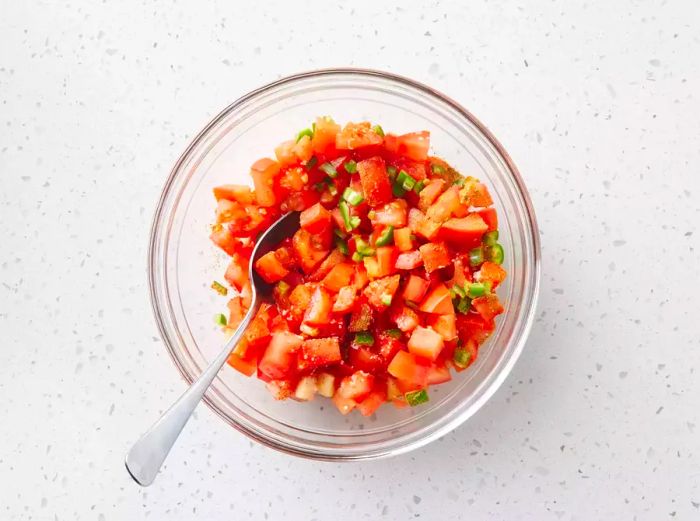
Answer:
1 1 699 519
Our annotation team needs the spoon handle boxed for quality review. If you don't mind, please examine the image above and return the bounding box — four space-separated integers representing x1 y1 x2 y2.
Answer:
125 297 259 486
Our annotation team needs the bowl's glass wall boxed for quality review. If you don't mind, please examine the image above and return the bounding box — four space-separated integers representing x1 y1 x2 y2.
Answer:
150 70 539 459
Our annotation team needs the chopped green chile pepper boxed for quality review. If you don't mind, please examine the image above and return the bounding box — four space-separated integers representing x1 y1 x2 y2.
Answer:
467 282 488 298
335 236 349 255
386 328 402 339
453 347 471 368
396 170 416 191
351 252 363 262
387 165 398 178
456 297 471 314
214 313 227 326
355 238 375 257
380 293 393 306
375 225 394 246
320 162 338 178
469 247 484 267
313 181 326 192
372 124 385 137
392 182 407 197
355 332 375 346
334 227 347 239
405 389 429 406
296 128 314 142
276 280 290 296
485 243 505 265
305 156 318 170
483 230 499 246
211 281 228 296
451 284 467 298
453 177 465 187
431 163 446 174
342 187 364 206
413 180 425 194
339 200 352 231
344 160 357 173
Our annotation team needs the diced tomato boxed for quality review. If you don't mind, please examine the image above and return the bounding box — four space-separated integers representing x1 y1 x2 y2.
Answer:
298 337 342 372
385 131 430 161
266 379 296 400
426 313 457 341
357 156 392 207
227 353 257 376
353 263 370 290
363 274 400 311
377 333 404 361
375 246 398 277
393 227 413 251
332 286 356 313
371 199 408 227
391 305 420 333
426 186 463 223
320 262 355 292
395 250 423 270
287 283 314 324
274 140 297 167
292 228 330 274
224 254 249 291
258 331 303 380
227 296 246 329
336 122 384 150
332 393 357 415
413 214 441 241
348 298 374 332
419 283 454 315
462 180 493 208
407 326 445 361
282 188 320 212
307 249 346 282
418 179 446 211
213 184 255 204
254 251 289 283
348 346 385 374
419 242 450 273
210 225 237 255
476 207 498 232
447 254 472 288
427 363 452 385
300 202 332 235
478 261 507 289
336 371 375 401
250 158 280 207
357 388 387 417
439 214 488 247
311 116 341 154
387 351 429 387
456 313 495 344
471 294 505 321
303 286 333 326
293 135 313 163
402 275 430 303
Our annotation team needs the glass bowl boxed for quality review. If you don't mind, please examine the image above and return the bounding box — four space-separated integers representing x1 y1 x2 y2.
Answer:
148 68 540 460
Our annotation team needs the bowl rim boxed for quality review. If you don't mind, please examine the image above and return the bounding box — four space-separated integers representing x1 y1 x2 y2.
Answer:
148 67 541 460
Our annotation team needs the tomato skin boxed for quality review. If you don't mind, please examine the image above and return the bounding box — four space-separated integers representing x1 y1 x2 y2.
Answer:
419 283 455 315
456 313 495 344
210 225 237 255
227 353 257 376
402 275 430 303
224 254 249 291
214 184 255 204
303 286 333 326
254 251 290 283
298 337 342 372
427 363 452 385
292 229 330 274
393 227 413 252
250 158 280 207
259 331 304 380
300 202 332 235
418 242 451 273
357 156 392 207
385 131 430 161
307 249 347 283
426 313 458 341
439 214 488 247
321 263 355 292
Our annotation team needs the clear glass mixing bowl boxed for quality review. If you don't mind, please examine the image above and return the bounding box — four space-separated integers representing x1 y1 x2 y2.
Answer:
148 69 540 460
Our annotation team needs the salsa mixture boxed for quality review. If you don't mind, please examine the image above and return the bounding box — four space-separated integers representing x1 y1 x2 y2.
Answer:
209 118 506 416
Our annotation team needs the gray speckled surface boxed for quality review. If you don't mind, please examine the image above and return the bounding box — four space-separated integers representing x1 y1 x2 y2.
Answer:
1 1 699 519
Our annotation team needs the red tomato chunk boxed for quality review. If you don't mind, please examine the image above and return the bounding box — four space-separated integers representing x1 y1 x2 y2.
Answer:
209 117 507 415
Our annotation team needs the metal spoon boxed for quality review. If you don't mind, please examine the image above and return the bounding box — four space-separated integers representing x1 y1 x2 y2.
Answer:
125 211 300 486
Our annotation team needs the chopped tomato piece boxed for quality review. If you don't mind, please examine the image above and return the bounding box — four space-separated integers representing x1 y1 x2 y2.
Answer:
461 180 493 207
393 227 413 251
353 263 370 290
426 186 463 223
348 298 374 332
348 346 385 374
303 286 333 326
471 294 505 321
371 199 408 227
418 242 450 273
332 286 357 313
300 202 332 234
227 353 257 377
391 304 420 332
402 275 430 303
213 184 255 204
293 134 313 163
321 263 355 292
292 228 330 274
387 351 429 387
476 207 498 232
395 250 423 270
311 116 341 154
210 225 237 255
419 283 454 315
224 254 249 291
307 249 346 282
336 122 384 149
385 131 430 161
478 261 507 289
363 274 400 311
357 388 387 417
258 331 303 380
227 296 246 329
357 156 392 207
407 326 445 361
427 363 452 385
254 251 290 283
418 179 446 211
439 214 488 247
336 371 375 401
298 337 342 372
375 246 398 277
250 158 280 207
274 140 297 167
426 313 457 341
